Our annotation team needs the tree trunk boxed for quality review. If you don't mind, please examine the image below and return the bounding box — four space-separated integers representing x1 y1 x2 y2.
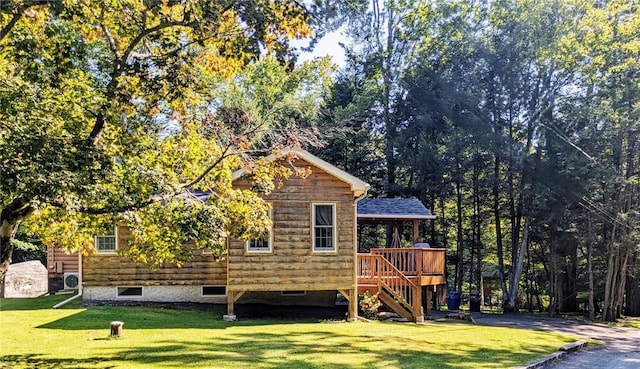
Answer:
493 154 508 305
602 224 618 321
455 177 464 292
625 252 640 316
587 217 595 321
505 217 529 312
1 198 34 297
614 248 630 319
473 154 482 295
565 244 579 312
0 224 16 298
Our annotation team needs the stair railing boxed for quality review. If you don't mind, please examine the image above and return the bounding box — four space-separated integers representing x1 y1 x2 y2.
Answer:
357 253 420 319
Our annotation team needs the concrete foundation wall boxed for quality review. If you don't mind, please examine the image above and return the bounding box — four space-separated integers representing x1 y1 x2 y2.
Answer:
83 286 337 307
83 285 227 304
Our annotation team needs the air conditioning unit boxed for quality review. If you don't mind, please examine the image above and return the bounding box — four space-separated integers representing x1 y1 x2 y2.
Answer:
63 272 79 290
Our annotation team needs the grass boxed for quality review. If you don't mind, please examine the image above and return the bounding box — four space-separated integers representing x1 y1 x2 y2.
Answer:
1 296 579 369
617 317 640 329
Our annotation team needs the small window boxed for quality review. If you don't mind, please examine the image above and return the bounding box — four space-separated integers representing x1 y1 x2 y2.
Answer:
117 287 142 297
281 290 306 296
312 203 336 252
202 286 226 296
96 227 117 253
247 208 272 253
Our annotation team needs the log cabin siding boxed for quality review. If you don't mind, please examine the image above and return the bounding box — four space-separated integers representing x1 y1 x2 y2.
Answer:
82 225 227 287
229 159 357 292
47 247 78 276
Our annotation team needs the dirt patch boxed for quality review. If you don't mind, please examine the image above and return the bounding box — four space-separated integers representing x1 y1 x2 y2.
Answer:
235 303 349 320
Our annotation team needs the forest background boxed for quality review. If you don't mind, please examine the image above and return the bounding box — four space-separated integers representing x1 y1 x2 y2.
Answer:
308 0 639 321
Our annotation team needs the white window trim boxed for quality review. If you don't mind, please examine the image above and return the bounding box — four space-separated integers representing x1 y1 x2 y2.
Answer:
95 226 117 254
201 285 227 297
116 286 143 298
246 207 273 254
312 203 337 253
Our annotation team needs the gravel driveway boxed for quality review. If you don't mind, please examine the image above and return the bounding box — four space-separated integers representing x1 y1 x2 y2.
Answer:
464 312 640 369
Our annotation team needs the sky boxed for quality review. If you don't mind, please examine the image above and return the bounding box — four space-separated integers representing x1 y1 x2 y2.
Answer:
294 31 348 67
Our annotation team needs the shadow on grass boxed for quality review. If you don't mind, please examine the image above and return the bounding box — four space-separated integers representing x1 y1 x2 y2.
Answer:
36 303 349 330
36 305 350 330
37 306 224 330
0 328 560 369
0 354 117 369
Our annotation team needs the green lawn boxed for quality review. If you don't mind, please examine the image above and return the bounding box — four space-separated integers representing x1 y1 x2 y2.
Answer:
618 317 640 329
1 295 578 369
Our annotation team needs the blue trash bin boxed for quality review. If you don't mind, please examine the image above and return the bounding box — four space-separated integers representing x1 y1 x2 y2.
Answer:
447 291 461 310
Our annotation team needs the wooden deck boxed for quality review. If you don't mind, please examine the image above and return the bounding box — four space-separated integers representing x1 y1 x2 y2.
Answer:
357 248 446 321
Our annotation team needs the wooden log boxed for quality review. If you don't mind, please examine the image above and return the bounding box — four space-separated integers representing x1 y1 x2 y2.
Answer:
84 280 221 287
228 261 352 271
228 280 354 292
110 321 124 337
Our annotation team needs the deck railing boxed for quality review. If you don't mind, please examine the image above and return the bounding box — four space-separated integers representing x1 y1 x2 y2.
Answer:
369 248 445 277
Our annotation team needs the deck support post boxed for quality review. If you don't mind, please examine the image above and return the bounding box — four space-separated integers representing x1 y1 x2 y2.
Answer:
425 288 432 317
347 288 358 321
413 285 423 322
224 291 237 321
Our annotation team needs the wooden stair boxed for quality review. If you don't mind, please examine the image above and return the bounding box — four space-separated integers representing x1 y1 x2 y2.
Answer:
357 254 422 322
378 287 414 320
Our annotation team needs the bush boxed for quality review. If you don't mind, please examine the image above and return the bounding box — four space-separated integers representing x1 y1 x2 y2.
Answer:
359 291 382 319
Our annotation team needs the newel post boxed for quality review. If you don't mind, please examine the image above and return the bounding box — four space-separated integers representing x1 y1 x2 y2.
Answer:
413 285 424 323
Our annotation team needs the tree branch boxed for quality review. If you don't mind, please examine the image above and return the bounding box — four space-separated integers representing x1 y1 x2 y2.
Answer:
0 0 49 12
0 11 22 41
1 196 34 224
50 194 163 215
87 1 236 145
180 144 234 189
94 6 121 60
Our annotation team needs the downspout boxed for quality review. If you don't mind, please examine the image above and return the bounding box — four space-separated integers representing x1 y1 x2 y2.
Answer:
53 252 83 309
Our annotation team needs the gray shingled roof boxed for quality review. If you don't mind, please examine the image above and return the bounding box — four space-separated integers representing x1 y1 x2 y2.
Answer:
175 189 211 203
357 198 435 220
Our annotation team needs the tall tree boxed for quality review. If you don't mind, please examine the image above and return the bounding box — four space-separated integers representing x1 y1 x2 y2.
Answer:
0 0 343 294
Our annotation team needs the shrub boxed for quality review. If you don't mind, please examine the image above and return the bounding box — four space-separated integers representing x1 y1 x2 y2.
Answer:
360 291 382 319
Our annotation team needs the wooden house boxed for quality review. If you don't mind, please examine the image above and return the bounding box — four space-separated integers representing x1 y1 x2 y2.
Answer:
77 149 446 321
47 246 79 290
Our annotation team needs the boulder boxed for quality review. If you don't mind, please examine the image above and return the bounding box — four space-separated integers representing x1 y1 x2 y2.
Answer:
4 260 48 298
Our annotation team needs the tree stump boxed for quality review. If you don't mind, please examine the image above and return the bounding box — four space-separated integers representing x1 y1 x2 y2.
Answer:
110 321 124 337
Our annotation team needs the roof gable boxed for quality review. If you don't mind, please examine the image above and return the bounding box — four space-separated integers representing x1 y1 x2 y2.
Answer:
231 148 370 197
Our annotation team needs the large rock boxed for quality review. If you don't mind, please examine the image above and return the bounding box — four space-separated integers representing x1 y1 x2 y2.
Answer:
4 260 48 298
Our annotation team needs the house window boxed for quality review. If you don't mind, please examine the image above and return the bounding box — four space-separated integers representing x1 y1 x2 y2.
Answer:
312 203 336 252
281 290 306 296
202 286 226 296
117 286 142 297
247 208 272 253
96 227 117 253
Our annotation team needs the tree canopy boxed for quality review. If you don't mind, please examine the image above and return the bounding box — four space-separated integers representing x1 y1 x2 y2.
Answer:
0 0 345 289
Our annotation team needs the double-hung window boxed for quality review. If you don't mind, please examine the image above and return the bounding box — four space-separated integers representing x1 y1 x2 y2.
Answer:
95 227 117 253
312 203 336 252
247 209 273 253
